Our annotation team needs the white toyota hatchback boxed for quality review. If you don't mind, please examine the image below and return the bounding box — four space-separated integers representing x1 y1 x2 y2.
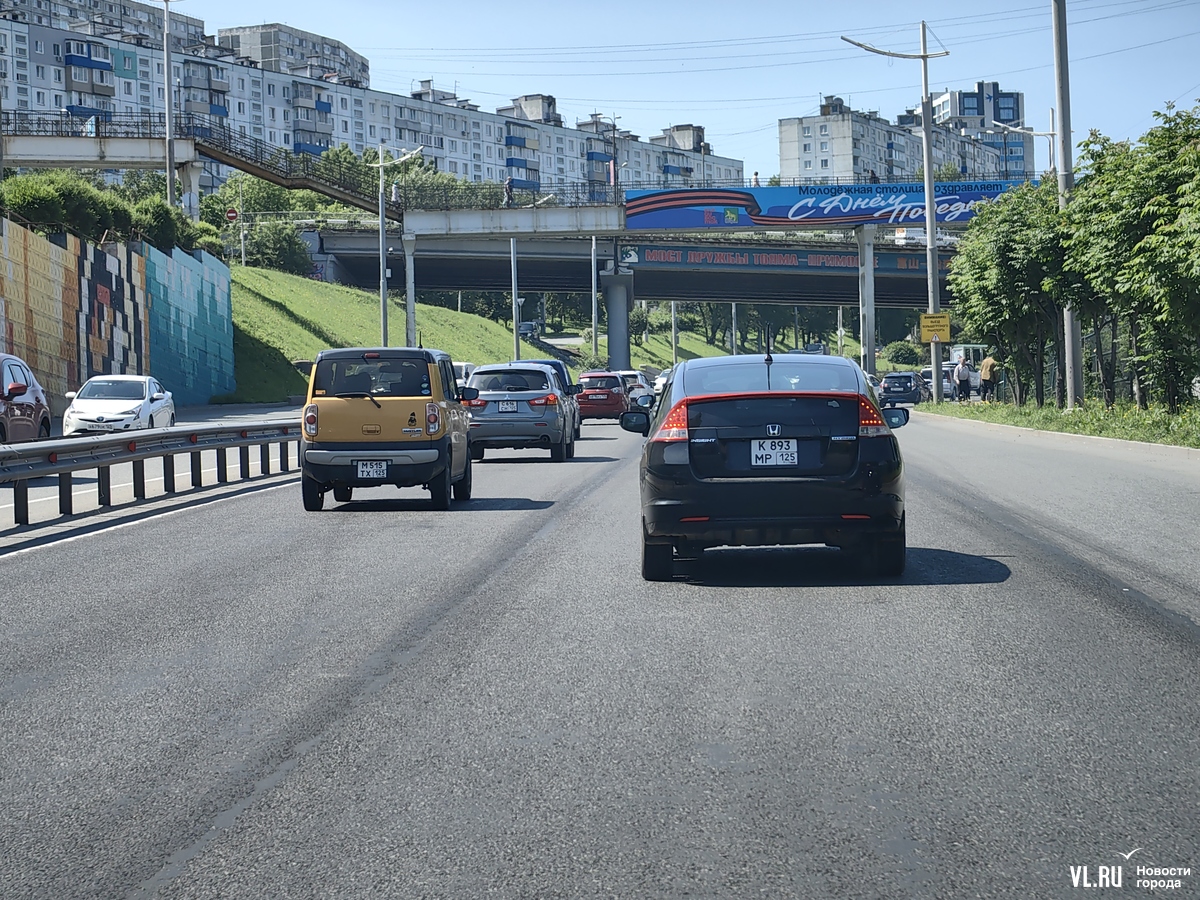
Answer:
63 375 175 436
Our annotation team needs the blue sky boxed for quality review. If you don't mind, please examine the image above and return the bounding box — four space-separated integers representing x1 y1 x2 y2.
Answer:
195 0 1199 177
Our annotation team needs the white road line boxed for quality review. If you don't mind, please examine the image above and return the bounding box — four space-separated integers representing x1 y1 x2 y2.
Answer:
4 481 296 557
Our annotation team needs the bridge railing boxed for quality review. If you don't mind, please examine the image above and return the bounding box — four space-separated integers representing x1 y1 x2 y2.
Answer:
0 419 300 528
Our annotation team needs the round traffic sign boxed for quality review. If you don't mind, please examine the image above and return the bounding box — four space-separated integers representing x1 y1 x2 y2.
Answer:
225 208 238 222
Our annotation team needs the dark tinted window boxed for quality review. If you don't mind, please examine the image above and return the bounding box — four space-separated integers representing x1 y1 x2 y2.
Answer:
78 378 147 400
470 369 552 392
581 375 620 390
313 357 432 397
683 360 859 395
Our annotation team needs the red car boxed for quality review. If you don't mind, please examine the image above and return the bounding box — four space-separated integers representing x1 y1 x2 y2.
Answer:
576 371 630 421
0 352 53 443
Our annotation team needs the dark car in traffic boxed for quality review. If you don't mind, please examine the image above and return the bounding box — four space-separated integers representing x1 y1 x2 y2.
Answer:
878 371 931 406
1 352 53 443
620 354 910 580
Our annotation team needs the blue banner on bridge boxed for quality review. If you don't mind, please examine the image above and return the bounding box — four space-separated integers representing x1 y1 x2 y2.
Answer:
619 244 951 275
624 181 1027 231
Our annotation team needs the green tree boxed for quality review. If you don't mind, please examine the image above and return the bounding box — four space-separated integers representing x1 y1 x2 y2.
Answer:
884 341 922 366
1 176 66 230
242 220 312 276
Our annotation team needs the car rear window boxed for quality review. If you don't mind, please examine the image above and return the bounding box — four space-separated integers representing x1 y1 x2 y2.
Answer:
581 376 621 390
683 360 859 395
470 369 551 392
313 357 432 397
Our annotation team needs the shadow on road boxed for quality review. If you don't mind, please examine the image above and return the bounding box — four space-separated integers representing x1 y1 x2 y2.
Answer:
678 546 1011 588
329 497 554 512
478 456 619 464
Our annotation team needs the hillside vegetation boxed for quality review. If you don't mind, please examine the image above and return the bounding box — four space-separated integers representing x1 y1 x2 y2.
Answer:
219 268 735 402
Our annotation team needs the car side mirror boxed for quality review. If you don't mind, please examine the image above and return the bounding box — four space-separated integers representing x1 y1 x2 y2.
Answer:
65 391 77 401
883 407 910 429
568 384 582 395
6 382 28 400
151 392 166 401
459 386 479 401
619 410 651 436
636 394 654 408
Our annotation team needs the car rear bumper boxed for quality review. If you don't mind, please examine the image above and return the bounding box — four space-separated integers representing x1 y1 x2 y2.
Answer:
880 390 920 404
579 403 626 419
301 436 449 487
641 468 903 547
468 418 566 448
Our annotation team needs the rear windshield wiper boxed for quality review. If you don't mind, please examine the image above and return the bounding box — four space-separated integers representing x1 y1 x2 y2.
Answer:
335 391 382 409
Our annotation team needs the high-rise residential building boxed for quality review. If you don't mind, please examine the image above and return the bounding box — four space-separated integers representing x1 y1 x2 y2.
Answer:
0 14 743 196
779 95 1003 183
0 0 204 50
217 24 369 87
931 81 1034 178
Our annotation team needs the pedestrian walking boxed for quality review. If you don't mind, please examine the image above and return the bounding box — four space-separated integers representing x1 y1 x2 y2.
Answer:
751 171 761 187
953 356 972 402
979 351 999 401
504 176 514 208
869 169 881 184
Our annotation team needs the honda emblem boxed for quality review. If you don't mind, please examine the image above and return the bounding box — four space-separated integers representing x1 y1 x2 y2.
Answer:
766 424 781 436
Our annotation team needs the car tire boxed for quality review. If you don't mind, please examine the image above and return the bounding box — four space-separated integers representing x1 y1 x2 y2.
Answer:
453 455 473 501
333 486 353 503
302 476 325 511
566 437 575 459
39 420 51 440
875 522 907 577
470 444 485 461
642 531 674 582
429 465 452 510
574 420 581 442
550 437 567 462
0 423 7 443
169 414 176 427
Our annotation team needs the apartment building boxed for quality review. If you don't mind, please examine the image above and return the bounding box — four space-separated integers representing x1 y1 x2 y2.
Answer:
217 24 369 87
0 0 203 49
931 81 1035 178
779 95 1004 183
0 10 743 196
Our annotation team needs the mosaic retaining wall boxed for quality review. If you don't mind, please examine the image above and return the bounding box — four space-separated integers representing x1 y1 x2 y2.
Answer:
0 217 235 410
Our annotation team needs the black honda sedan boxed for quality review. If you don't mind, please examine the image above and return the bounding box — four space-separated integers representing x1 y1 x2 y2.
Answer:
620 354 910 581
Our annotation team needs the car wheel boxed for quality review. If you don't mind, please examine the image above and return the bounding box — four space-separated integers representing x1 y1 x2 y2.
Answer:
39 420 51 440
0 423 7 444
302 476 325 511
873 521 907 577
429 465 452 510
566 437 575 459
333 486 353 503
169 414 176 427
574 420 581 442
642 531 674 582
550 437 567 462
470 444 485 461
453 455 473 501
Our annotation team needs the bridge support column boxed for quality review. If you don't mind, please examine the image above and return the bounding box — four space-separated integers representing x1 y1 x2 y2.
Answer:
600 272 633 370
856 224 877 376
179 161 203 221
403 233 417 348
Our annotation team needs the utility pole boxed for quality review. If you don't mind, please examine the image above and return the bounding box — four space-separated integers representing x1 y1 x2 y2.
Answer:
843 22 949 400
238 175 246 266
671 301 678 365
591 236 599 356
511 237 520 361
162 0 175 206
1053 0 1083 407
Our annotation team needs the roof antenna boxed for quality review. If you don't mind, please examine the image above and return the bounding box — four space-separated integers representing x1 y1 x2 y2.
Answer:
764 330 773 390
418 331 423 349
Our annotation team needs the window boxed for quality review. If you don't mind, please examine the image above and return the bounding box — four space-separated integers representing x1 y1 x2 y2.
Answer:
820 159 829 169
820 141 828 152
267 83 274 96
819 124 829 135
34 40 43 53
802 126 811 136
236 101 244 114
35 65 44 78
803 142 811 152
340 97 347 109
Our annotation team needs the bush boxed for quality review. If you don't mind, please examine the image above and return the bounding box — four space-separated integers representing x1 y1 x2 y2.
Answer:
132 197 182 253
884 340 923 366
628 306 649 345
242 220 312 276
575 351 608 372
1 177 66 230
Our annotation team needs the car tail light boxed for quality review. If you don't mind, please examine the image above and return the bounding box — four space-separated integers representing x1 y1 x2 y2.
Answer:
858 396 889 437
462 397 488 409
528 393 559 407
426 402 440 434
651 400 689 442
304 404 318 437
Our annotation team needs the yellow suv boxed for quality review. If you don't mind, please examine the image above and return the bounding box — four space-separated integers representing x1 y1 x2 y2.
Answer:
300 347 478 510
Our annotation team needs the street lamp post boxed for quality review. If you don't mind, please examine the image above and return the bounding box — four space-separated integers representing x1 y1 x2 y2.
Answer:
843 22 949 401
368 144 423 346
991 118 1056 177
162 0 175 206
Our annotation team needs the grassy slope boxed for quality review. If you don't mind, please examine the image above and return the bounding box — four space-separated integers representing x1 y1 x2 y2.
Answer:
921 399 1200 449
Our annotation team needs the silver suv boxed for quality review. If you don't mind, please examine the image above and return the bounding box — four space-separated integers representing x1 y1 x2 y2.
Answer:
464 363 580 462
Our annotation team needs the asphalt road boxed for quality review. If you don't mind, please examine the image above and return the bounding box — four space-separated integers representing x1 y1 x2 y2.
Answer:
2 415 1199 898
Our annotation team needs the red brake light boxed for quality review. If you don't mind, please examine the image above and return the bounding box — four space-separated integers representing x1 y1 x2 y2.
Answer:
463 397 487 409
304 404 318 436
651 400 689 442
858 396 889 437
528 393 559 407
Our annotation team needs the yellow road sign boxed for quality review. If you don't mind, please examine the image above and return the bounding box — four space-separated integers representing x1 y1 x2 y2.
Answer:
920 313 951 343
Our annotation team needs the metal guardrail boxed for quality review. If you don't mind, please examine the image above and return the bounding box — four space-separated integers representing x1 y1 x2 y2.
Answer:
0 419 300 528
